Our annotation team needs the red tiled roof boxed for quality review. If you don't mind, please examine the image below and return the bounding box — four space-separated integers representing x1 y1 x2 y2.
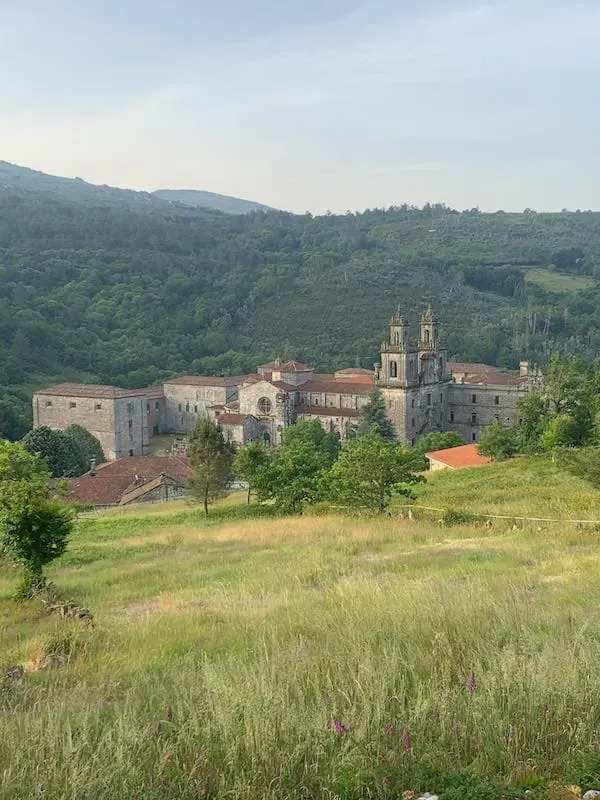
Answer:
67 456 193 505
300 378 373 396
296 405 361 418
34 383 158 399
455 372 524 387
270 380 298 392
164 375 244 387
425 443 492 469
334 368 375 376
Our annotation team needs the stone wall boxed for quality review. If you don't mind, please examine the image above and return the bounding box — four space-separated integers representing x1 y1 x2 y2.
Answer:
238 381 294 445
163 384 230 433
33 393 118 459
448 384 524 443
114 397 148 458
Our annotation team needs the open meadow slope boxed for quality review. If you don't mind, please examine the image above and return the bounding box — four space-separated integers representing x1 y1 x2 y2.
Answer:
2 459 600 799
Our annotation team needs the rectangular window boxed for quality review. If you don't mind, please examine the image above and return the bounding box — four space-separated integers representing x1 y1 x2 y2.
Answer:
494 395 500 405
471 413 477 425
155 401 160 410
146 402 150 412
128 419 133 429
95 403 102 410
427 393 431 406
45 400 52 407
449 410 454 423
411 399 415 409
69 401 76 409
194 405 198 413
440 393 443 403
127 402 134 413
472 394 477 404
186 402 190 412
411 418 415 428
178 403 182 412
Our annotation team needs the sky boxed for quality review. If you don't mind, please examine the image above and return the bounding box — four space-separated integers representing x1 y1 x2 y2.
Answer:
1 0 599 213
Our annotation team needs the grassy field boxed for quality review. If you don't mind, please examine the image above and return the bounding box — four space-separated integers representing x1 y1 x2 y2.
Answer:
2 458 600 799
524 268 595 293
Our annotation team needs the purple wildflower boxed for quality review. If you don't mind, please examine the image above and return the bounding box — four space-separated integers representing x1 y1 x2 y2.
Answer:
384 724 397 737
466 671 478 694
330 717 347 735
401 728 413 751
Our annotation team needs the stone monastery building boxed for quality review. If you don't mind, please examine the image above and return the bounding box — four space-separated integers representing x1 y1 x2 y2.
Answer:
33 307 539 460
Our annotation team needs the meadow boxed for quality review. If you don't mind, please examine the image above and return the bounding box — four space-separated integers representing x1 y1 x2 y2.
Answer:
2 457 600 799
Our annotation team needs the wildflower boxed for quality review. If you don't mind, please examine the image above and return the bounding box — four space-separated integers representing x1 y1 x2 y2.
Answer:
466 671 477 694
330 717 347 735
384 724 397 737
401 728 413 751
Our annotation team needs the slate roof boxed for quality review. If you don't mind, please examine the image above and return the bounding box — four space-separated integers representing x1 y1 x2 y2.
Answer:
425 443 492 469
67 456 193 505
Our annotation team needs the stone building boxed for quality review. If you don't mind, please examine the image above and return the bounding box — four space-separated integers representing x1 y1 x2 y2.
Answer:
32 306 539 456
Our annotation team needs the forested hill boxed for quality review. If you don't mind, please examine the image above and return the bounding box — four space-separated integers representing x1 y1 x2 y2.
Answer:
152 189 274 214
2 168 600 438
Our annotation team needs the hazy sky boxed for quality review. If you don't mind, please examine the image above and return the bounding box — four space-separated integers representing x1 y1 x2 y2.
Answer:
1 0 599 213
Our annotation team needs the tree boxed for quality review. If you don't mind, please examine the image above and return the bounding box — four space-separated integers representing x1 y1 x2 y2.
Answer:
356 389 396 441
21 426 81 477
412 431 464 470
261 439 330 513
517 393 549 453
233 442 272 503
326 432 423 512
188 418 235 515
281 419 340 466
541 414 578 450
0 440 73 595
563 447 600 488
478 419 518 460
63 425 106 473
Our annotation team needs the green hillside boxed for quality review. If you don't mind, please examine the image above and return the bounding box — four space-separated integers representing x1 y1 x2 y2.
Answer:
2 458 600 799
3 164 600 436
152 188 274 214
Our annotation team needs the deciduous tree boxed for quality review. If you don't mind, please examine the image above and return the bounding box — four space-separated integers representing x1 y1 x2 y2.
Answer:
478 419 518 460
233 442 272 503
188 419 235 515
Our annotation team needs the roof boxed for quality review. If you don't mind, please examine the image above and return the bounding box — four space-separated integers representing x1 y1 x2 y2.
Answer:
300 378 373 396
34 383 157 400
67 456 193 505
334 368 375 376
259 360 312 372
164 375 244 387
425 443 492 469
296 405 361 418
448 362 503 374
454 371 524 387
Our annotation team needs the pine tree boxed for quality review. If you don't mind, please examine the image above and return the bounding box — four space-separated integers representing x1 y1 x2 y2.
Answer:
357 389 396 441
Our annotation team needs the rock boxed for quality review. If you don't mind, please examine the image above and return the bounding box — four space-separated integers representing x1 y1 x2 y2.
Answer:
583 791 600 799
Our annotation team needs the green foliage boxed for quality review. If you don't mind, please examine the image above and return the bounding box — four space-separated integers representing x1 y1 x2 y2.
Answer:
541 414 579 450
258 439 331 513
63 425 106 472
326 432 424 512
232 442 271 503
412 430 464 470
562 447 600 489
21 424 104 477
281 418 341 465
0 440 73 593
478 419 518 461
188 419 235 516
356 388 396 441
517 393 549 453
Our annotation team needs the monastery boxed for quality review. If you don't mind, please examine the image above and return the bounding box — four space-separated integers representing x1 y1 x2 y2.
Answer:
33 307 539 460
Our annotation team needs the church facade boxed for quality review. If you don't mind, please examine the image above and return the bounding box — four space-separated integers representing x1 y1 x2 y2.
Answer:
33 306 539 456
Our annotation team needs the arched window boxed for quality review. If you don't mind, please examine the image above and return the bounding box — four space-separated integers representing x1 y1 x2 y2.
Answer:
263 431 271 445
390 360 398 378
424 329 430 343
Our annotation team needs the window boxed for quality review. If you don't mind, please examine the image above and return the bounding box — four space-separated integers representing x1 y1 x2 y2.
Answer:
155 401 160 411
424 329 430 343
69 401 76 409
128 419 133 429
427 393 431 406
471 412 477 425
45 400 52 407
194 405 198 413
186 402 190 412
127 402 134 413
178 403 182 412
440 393 443 403
314 397 319 405
257 397 272 415
471 432 477 442
146 402 150 412
494 395 500 405
393 332 399 345
390 360 397 378
449 410 454 423
494 414 500 421
411 399 415 409
472 394 477 404
95 403 102 410
411 418 415 428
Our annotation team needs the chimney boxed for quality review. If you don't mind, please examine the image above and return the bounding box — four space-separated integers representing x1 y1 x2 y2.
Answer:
519 361 530 377
90 459 96 476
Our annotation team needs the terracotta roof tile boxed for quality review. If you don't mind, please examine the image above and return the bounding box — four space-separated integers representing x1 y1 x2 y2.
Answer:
218 413 252 426
300 378 373 395
164 375 244 387
425 443 492 469
334 368 375 376
34 383 159 399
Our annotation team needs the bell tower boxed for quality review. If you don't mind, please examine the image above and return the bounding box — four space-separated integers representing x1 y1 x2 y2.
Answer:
378 307 415 386
419 304 438 352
